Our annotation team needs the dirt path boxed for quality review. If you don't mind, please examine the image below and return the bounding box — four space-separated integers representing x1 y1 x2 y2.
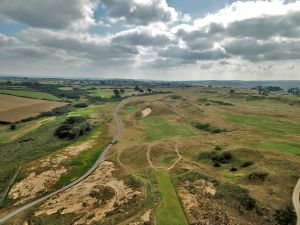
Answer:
293 178 300 225
167 144 182 170
0 99 127 224
0 165 21 203
147 144 182 170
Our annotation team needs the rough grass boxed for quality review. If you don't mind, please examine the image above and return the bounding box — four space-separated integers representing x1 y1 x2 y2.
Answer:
0 118 73 199
155 170 188 225
88 89 112 98
0 89 59 101
54 127 108 188
141 116 194 141
126 105 139 113
222 112 300 135
248 141 300 156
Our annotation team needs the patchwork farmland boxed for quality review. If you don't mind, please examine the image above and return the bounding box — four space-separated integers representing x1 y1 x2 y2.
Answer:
0 94 66 123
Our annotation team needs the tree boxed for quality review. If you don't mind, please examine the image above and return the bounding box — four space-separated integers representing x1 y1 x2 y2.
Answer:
134 85 140 91
147 88 152 93
113 89 121 97
120 88 125 94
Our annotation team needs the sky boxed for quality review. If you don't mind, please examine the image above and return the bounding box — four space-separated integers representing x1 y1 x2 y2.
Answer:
0 0 299 80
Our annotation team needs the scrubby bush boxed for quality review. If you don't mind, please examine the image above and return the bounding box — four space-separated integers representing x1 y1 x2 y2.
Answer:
214 145 222 151
54 116 92 140
215 183 256 211
241 161 254 168
74 102 88 108
192 122 227 134
10 124 16 130
214 162 221 167
275 206 296 225
230 167 238 172
212 151 233 164
247 172 268 181
125 176 141 189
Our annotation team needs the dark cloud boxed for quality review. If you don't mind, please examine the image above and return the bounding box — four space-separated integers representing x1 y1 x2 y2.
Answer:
0 0 97 29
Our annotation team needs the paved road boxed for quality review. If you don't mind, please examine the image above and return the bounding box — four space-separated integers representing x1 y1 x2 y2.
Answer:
0 100 125 224
293 178 300 225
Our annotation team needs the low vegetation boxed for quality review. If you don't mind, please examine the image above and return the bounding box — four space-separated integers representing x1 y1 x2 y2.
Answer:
192 122 227 134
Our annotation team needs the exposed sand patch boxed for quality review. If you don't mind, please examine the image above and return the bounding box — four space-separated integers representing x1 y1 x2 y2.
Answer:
9 168 67 204
35 161 141 225
141 108 152 117
130 209 152 225
9 140 96 205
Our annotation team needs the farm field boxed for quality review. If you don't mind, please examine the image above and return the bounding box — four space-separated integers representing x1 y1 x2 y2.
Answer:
0 89 59 101
0 94 66 123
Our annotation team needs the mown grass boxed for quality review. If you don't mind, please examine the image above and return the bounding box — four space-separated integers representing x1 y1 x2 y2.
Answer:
222 112 300 135
0 89 59 101
141 117 194 141
248 141 300 156
155 170 188 225
54 127 108 188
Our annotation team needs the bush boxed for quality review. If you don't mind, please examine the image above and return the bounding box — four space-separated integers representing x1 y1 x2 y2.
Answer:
74 102 88 108
10 124 16 130
54 117 91 140
275 206 296 225
241 161 254 168
214 145 222 151
212 152 233 164
247 172 268 181
192 122 227 134
215 183 256 211
214 162 221 167
230 167 238 172
125 176 141 189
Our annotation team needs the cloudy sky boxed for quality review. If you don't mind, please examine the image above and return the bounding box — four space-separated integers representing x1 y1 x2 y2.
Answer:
0 0 299 80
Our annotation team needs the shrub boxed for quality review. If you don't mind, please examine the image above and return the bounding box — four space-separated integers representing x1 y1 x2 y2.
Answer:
215 183 256 211
241 161 254 168
214 162 221 167
10 124 16 130
212 152 233 164
275 206 296 225
247 172 268 181
125 176 141 189
230 167 238 172
74 102 88 108
64 116 87 124
192 122 227 134
214 145 222 151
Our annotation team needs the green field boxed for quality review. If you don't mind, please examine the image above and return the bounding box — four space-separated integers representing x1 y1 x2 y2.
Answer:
141 117 194 141
0 89 59 101
126 105 139 113
88 89 112 98
222 112 300 135
155 170 188 225
248 141 300 156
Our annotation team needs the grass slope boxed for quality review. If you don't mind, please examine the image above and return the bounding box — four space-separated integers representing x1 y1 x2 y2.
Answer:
155 170 188 225
142 117 194 141
249 141 300 156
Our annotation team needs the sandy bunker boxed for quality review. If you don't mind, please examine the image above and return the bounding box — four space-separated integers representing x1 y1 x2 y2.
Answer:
141 108 152 117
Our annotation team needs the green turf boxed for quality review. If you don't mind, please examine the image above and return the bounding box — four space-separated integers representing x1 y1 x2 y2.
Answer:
155 170 188 225
141 116 194 141
222 112 300 135
88 89 112 98
126 105 139 113
0 89 59 101
248 141 300 156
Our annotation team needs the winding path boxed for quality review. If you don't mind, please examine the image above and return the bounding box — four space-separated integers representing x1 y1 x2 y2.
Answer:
0 100 125 224
293 178 300 225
